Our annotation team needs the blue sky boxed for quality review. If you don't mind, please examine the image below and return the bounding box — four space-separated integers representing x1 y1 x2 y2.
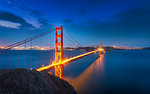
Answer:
0 0 150 47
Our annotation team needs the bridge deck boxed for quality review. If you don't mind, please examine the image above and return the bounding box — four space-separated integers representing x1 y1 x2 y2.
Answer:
36 49 104 72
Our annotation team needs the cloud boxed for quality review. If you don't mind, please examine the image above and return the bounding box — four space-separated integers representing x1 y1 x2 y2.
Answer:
0 20 21 29
0 9 49 30
64 19 73 24
68 6 150 39
0 11 34 29
77 9 87 16
24 17 41 29
28 8 42 17
38 17 52 29
5 0 42 29
87 18 99 24
76 0 101 6
114 6 150 28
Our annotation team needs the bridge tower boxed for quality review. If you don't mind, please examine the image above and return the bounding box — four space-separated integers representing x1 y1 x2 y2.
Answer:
99 42 102 55
53 26 64 79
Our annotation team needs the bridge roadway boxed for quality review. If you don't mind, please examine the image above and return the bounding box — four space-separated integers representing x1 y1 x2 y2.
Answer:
36 49 104 72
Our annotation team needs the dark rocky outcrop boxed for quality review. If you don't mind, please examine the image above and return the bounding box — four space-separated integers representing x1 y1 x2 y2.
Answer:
0 69 76 94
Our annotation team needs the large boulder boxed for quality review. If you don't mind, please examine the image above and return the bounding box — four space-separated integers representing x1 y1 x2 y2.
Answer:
0 69 76 94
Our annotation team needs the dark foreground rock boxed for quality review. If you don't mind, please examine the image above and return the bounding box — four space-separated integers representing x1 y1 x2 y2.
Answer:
0 69 76 94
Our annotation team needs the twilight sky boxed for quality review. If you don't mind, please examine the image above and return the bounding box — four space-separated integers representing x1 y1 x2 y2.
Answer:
0 0 150 47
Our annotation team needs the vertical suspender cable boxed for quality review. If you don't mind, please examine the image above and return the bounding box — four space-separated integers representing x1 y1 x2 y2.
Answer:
9 50 13 69
30 41 32 69
17 48 19 68
53 30 55 63
8 51 9 69
0 53 2 69
49 33 51 64
24 43 26 68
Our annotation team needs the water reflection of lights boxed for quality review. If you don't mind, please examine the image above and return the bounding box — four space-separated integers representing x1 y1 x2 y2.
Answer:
65 54 104 94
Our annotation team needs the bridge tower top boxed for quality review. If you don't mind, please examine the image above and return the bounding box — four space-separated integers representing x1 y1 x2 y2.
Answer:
55 26 63 62
99 42 102 55
99 42 102 49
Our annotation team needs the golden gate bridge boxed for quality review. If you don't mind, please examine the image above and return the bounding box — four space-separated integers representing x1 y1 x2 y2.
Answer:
0 26 105 79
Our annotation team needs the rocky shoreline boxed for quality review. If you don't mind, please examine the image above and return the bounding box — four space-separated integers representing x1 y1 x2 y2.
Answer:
0 69 76 94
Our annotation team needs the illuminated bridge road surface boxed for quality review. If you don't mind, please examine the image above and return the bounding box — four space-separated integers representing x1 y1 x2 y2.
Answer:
36 49 104 72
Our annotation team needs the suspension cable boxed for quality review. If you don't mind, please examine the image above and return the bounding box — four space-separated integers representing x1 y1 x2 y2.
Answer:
0 28 55 53
63 33 77 46
64 28 82 47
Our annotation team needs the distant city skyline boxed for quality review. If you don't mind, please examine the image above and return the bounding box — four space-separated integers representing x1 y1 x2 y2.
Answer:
0 0 150 47
0 45 145 51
